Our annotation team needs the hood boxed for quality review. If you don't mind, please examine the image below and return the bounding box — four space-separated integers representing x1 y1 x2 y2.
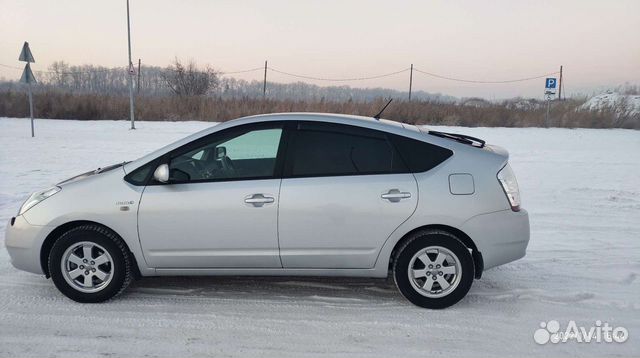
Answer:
57 162 129 186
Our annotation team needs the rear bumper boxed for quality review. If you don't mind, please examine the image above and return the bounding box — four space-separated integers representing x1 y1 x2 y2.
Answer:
5 215 53 275
461 209 530 270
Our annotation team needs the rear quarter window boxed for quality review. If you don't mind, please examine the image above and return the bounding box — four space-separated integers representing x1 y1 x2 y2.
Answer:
389 134 453 173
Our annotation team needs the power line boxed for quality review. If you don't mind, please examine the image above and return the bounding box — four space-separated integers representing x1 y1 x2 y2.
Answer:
2 62 561 85
139 61 265 75
0 63 23 70
219 67 264 75
140 61 265 75
0 63 125 75
413 67 560 84
268 67 411 82
1 62 264 76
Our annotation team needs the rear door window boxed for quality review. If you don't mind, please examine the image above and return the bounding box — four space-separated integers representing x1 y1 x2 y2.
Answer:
284 122 407 177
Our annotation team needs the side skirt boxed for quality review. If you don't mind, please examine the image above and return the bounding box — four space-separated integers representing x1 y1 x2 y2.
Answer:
152 267 388 278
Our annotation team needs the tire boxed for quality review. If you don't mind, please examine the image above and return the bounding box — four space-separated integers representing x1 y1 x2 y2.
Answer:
48 224 133 303
393 230 474 309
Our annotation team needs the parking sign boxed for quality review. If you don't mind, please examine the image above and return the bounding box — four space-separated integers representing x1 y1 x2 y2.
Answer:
545 78 557 96
545 78 557 89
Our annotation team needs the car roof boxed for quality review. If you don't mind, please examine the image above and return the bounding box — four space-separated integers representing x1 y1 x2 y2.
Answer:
124 112 486 174
231 112 414 132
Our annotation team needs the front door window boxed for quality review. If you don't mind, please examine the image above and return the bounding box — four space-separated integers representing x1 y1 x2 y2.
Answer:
169 126 283 182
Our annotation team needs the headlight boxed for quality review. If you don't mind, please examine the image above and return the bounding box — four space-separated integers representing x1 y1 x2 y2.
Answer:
18 186 61 215
497 164 521 211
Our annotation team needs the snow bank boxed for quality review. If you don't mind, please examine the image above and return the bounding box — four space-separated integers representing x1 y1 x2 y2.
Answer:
579 91 640 117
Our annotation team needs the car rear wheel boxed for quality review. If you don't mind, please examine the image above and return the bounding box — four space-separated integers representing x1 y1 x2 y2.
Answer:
48 224 133 303
393 230 474 309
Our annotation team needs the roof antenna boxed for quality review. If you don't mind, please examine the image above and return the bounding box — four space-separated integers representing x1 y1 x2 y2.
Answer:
373 99 393 120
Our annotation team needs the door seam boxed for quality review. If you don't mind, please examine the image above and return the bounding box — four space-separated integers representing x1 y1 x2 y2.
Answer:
276 178 284 268
372 172 420 267
135 184 152 267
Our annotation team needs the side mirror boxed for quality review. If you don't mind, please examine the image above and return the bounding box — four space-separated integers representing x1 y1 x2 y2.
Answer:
215 146 227 159
153 164 170 183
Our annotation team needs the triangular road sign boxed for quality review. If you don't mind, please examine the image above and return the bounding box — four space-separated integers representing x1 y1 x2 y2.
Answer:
18 41 35 63
20 63 37 84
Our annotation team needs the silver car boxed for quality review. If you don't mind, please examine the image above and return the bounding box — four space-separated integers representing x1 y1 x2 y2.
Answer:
5 113 529 309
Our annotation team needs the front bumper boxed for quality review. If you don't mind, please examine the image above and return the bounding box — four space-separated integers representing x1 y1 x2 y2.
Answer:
5 215 54 275
461 209 530 270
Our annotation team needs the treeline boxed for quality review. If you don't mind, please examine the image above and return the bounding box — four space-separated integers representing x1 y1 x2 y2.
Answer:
1 90 636 129
0 59 637 128
1 60 454 103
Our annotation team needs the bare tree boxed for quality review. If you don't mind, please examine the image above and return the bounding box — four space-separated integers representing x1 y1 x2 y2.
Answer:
163 58 219 96
47 61 71 87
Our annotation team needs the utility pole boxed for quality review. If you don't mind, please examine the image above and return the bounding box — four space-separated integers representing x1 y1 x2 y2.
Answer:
408 64 413 101
137 58 141 94
558 65 563 101
126 0 136 129
263 60 267 99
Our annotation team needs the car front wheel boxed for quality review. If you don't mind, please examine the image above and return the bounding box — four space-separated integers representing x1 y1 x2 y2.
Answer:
393 230 474 309
48 224 133 303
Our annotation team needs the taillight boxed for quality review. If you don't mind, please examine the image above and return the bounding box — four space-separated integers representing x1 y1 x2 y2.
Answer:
497 163 521 212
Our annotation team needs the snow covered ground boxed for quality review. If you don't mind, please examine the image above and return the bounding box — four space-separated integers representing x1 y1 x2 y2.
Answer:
0 117 638 357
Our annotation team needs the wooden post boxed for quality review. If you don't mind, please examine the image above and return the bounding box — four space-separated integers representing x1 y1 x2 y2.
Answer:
558 65 563 101
408 64 413 101
262 60 268 99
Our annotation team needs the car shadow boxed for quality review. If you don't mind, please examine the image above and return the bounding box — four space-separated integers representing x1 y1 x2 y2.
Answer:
123 271 526 309
128 275 405 305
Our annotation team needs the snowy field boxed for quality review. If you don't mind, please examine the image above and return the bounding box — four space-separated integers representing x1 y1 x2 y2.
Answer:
0 117 639 357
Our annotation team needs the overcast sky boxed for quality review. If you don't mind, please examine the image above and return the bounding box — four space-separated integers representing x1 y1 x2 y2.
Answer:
1 0 638 99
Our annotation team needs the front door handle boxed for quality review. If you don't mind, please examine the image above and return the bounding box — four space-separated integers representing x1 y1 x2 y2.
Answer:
244 193 275 207
381 189 411 202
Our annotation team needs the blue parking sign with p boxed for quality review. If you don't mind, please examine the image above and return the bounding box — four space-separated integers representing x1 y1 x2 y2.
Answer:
545 78 557 89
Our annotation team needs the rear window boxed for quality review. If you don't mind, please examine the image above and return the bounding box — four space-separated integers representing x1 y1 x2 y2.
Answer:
389 134 453 173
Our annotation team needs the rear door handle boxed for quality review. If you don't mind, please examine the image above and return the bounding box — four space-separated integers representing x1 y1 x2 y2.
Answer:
381 189 411 202
244 194 275 207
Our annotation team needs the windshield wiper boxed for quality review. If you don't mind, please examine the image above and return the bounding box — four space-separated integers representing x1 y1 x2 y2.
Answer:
428 130 486 148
